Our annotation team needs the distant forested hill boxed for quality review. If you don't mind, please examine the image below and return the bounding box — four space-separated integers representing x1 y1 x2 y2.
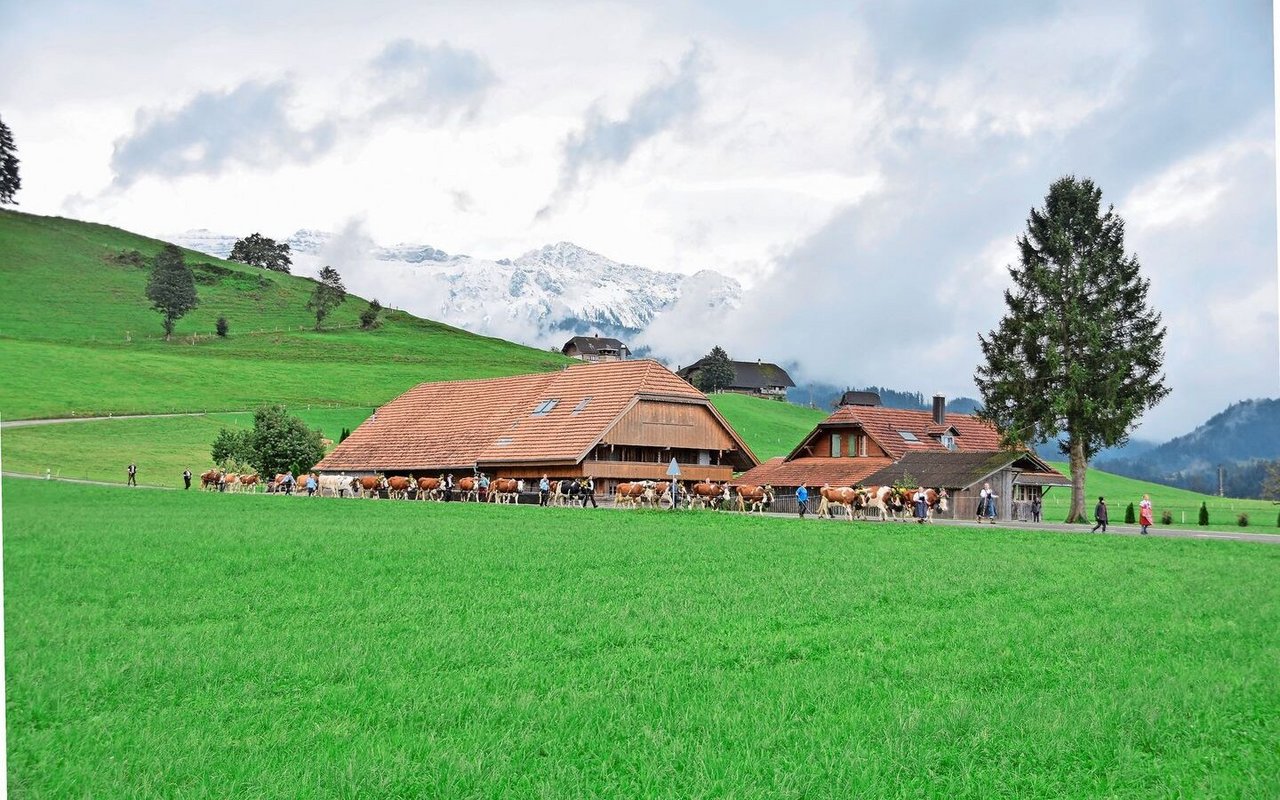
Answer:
1096 398 1280 497
787 382 981 414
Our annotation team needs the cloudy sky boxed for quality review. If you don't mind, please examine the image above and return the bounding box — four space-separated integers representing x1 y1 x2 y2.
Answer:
2 0 1276 440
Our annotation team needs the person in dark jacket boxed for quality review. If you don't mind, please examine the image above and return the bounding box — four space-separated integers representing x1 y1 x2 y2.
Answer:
1091 496 1108 533
182 468 192 490
1031 495 1042 522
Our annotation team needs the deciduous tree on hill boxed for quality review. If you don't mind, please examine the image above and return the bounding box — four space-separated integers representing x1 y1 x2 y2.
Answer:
229 233 292 273
359 298 384 330
248 404 325 477
307 266 347 330
975 176 1169 523
145 244 199 340
693 345 735 393
0 114 20 205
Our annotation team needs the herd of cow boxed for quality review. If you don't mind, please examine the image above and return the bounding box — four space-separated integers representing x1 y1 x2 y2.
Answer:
815 485 949 521
196 468 948 521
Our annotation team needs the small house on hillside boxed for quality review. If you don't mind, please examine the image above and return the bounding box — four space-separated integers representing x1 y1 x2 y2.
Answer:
561 335 630 362
676 358 795 399
315 360 757 494
735 392 1068 521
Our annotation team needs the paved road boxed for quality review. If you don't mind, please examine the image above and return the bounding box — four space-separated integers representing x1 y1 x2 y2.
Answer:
1 412 213 429
6 471 1278 545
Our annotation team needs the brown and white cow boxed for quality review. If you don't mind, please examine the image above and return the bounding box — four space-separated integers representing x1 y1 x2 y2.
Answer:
614 482 648 508
735 484 775 513
201 469 223 491
689 482 729 510
237 473 260 493
415 476 441 501
385 476 414 500
818 484 863 521
352 475 387 498
454 476 478 502
487 478 520 504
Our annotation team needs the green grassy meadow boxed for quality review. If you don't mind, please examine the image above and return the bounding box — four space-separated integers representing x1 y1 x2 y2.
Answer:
709 392 827 461
1044 461 1280 532
0 210 568 419
2 408 374 486
5 478 1279 798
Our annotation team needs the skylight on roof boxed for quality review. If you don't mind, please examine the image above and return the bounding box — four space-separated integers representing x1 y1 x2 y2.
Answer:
572 396 592 415
532 399 558 416
897 430 919 442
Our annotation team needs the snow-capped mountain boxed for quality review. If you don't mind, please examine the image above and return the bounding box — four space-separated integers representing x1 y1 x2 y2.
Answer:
168 229 741 350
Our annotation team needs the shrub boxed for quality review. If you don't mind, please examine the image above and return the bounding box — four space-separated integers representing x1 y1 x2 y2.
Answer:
215 316 229 337
339 427 351 443
1198 502 1209 526
1276 510 1280 528
1160 510 1172 525
360 299 384 330
1124 502 1135 524
1237 513 1249 527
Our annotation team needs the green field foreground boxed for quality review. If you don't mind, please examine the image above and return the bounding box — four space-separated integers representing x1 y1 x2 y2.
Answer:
5 479 1279 798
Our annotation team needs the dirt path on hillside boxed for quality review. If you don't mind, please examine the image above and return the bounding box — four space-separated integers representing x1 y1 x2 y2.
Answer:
1 412 214 429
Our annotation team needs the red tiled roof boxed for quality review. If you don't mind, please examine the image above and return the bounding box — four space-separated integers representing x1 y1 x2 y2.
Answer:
316 360 750 472
790 406 1002 460
735 456 896 488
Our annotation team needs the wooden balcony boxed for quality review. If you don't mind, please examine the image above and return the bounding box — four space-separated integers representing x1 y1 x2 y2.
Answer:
580 460 734 481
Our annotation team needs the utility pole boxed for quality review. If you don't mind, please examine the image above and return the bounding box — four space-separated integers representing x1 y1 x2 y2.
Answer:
1218 464 1225 497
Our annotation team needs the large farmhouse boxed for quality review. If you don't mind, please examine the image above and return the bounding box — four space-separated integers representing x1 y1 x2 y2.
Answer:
316 360 758 492
676 358 795 399
735 392 1068 521
561 335 630 362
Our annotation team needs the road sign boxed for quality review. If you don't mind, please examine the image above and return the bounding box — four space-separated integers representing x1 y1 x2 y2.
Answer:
666 458 681 477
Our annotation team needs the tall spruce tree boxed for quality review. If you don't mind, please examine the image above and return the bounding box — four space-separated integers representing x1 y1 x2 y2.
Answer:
306 266 347 329
0 114 20 205
975 176 1169 523
694 346 735 393
145 244 199 340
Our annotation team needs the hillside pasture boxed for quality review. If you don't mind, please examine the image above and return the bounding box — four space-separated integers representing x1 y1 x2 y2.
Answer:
1044 461 1280 531
708 392 828 461
1 408 374 486
0 210 568 419
5 478 1279 798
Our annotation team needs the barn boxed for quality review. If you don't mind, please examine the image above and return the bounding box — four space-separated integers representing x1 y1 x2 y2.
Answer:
734 392 1068 521
315 359 758 493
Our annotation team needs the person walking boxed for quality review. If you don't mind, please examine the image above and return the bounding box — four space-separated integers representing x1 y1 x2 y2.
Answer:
443 473 455 502
1091 496 1108 533
182 468 192 490
913 486 928 524
1139 493 1154 535
1031 494 1042 522
977 482 997 523
581 476 598 508
796 484 809 519
539 474 550 507
127 462 138 487
305 473 317 497
282 470 295 495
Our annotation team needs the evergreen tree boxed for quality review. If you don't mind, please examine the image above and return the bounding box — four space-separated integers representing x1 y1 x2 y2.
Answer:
0 115 20 205
145 244 199 340
1198 502 1209 526
306 266 347 330
216 316 229 337
1124 502 1135 524
694 346 735 393
359 298 384 330
229 233 292 273
1261 460 1280 500
248 404 325 477
975 176 1169 522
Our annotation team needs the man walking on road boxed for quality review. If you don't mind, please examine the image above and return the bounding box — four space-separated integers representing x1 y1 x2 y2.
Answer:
796 484 809 519
182 468 192 490
1091 496 1108 533
127 463 138 486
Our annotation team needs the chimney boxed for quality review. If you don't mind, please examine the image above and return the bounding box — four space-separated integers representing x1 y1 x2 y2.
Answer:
932 395 946 425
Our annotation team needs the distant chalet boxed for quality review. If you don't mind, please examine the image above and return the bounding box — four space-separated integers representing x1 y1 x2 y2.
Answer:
561 335 630 362
736 392 1068 521
316 360 758 491
676 358 796 399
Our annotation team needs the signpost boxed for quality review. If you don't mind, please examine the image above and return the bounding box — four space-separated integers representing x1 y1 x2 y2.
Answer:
666 458 681 510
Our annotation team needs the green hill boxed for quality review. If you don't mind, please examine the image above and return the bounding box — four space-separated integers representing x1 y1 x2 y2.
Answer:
0 210 569 419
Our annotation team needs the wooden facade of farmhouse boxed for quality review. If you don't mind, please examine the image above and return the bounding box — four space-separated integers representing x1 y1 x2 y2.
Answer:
314 360 757 493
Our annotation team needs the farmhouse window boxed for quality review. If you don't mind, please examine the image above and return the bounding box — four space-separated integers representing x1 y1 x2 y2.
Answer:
940 434 956 451
831 433 842 457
